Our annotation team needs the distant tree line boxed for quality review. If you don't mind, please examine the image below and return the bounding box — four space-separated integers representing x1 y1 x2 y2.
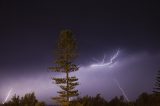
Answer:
0 92 45 106
69 93 160 106
1 92 160 106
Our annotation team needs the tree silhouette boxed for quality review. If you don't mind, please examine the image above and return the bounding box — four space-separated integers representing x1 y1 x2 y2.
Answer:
3 92 38 106
50 30 79 106
153 69 160 94
70 94 108 106
20 92 37 106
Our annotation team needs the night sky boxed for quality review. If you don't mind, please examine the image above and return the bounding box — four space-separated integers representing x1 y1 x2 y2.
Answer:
0 0 160 104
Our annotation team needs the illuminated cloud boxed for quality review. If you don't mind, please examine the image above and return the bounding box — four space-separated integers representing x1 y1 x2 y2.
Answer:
1 51 160 104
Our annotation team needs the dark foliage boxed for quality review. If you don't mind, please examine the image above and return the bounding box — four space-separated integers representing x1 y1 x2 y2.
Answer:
1 92 160 106
153 69 160 94
70 94 107 106
69 93 160 106
2 92 45 106
135 93 160 106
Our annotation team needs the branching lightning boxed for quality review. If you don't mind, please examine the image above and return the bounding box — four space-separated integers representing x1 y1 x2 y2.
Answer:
90 49 120 67
113 78 129 102
89 49 130 102
3 88 13 104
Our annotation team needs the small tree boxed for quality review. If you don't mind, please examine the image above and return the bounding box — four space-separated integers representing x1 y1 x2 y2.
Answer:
20 92 37 106
50 30 79 106
153 69 160 94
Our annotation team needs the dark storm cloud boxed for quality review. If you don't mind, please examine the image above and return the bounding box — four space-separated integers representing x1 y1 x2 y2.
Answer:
0 1 160 53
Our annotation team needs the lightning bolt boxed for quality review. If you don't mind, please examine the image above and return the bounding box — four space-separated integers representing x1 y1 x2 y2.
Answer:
113 79 129 102
3 88 13 104
88 49 130 102
90 49 120 67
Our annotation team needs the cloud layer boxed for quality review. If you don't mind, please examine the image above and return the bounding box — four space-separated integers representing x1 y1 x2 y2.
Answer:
1 51 160 104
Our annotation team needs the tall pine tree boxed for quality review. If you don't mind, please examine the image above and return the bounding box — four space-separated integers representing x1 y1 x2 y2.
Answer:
50 30 79 106
153 69 160 94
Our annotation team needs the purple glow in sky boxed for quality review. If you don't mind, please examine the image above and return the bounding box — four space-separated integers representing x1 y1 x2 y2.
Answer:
85 50 129 102
0 51 160 104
